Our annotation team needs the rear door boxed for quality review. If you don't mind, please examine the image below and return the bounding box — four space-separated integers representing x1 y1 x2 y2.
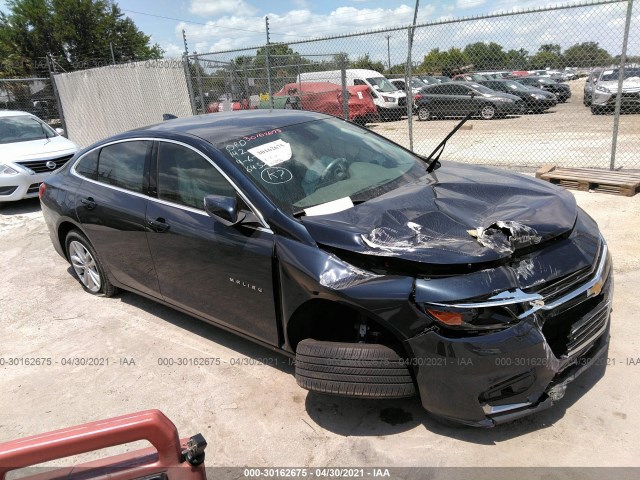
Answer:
73 140 160 296
145 140 279 345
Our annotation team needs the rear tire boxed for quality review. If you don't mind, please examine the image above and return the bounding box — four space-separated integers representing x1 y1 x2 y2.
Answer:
65 230 117 297
295 339 416 399
417 106 431 121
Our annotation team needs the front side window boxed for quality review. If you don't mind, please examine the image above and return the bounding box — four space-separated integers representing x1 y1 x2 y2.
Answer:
157 142 236 210
97 141 149 193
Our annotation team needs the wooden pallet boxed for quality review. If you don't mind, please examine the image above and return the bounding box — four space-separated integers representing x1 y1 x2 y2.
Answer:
536 164 640 197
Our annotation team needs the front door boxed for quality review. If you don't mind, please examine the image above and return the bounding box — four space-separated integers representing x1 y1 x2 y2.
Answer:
145 141 279 345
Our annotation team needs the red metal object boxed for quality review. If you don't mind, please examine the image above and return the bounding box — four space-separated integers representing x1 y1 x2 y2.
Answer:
274 82 379 122
0 410 206 480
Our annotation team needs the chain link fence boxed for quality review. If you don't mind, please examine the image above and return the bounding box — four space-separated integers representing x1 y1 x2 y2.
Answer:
186 0 638 170
0 78 63 128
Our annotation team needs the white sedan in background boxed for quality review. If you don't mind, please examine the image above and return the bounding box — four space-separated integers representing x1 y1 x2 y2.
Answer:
0 111 78 205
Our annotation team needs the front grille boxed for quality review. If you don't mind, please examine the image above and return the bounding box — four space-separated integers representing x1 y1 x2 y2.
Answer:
16 154 73 173
541 281 610 357
27 182 41 195
566 304 609 356
528 243 603 303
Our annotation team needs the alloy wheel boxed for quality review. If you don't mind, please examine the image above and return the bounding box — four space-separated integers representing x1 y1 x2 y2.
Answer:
69 240 101 293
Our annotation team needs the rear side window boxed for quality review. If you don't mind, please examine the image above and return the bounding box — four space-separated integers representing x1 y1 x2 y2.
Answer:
354 79 367 86
157 142 236 210
75 150 99 180
97 141 149 193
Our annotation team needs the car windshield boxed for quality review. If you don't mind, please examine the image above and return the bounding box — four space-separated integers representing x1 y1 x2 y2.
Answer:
420 76 439 84
217 118 425 215
600 68 640 81
411 78 427 88
366 76 398 93
0 115 56 144
503 80 530 91
537 78 557 85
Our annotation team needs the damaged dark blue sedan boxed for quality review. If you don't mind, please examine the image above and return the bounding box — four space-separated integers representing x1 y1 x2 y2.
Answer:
40 110 613 427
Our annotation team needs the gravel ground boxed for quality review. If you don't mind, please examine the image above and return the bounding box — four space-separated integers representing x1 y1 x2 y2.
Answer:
0 182 638 473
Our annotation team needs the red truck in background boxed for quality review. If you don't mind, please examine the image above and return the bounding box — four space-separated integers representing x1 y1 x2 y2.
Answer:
0 410 207 480
273 82 379 125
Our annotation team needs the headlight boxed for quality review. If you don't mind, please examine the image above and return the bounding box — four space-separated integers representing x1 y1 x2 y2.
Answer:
494 97 513 103
416 303 519 331
530 93 546 99
596 85 611 93
0 164 20 176
381 95 396 102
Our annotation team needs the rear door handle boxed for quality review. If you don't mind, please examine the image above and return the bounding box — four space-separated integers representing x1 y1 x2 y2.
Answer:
148 218 170 233
80 197 96 210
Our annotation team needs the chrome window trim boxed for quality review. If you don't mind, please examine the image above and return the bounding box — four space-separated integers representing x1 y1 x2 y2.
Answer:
70 137 273 233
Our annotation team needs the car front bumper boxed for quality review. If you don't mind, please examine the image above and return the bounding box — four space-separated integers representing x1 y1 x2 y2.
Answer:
0 170 54 202
592 89 640 108
404 244 613 426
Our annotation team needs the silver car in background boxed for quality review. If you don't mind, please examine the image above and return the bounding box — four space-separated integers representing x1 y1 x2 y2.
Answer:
591 67 640 114
0 111 78 205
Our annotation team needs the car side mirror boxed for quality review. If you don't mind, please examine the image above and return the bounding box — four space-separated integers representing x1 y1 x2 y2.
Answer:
469 91 476 98
204 195 246 226
55 128 65 135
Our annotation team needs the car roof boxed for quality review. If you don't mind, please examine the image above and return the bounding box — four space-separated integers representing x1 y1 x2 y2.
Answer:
0 110 33 118
134 109 333 146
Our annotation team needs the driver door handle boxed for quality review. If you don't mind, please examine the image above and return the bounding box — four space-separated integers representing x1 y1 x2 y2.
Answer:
148 218 170 233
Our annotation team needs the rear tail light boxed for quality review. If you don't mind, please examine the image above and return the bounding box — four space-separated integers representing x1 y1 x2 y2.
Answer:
38 182 47 199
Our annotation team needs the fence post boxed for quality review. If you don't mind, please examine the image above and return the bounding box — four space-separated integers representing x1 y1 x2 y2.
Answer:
610 0 634 170
47 54 67 137
242 58 251 107
194 53 206 113
182 53 197 115
406 0 420 152
339 54 349 121
265 17 274 109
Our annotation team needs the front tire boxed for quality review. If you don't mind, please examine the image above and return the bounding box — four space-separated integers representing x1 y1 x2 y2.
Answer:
65 230 116 297
295 339 416 399
480 104 496 120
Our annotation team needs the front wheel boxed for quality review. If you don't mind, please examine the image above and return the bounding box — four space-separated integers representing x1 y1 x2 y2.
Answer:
480 104 496 120
65 230 117 297
417 106 431 121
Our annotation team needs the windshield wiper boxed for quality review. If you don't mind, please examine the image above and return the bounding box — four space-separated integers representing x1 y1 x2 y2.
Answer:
424 112 472 173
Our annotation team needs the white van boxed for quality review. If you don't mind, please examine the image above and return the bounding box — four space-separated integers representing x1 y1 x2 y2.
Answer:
297 69 407 120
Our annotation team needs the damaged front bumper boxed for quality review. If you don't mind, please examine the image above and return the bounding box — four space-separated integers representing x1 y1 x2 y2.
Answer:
405 242 613 427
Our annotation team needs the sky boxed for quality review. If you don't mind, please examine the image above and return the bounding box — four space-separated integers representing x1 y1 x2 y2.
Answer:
1 0 637 63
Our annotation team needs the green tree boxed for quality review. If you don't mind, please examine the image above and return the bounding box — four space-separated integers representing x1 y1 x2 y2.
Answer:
504 48 529 70
529 44 564 69
0 0 162 75
418 47 470 75
350 53 385 73
463 42 507 70
563 42 612 67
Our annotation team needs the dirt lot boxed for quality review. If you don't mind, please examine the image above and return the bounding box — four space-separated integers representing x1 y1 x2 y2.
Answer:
369 79 640 171
0 179 639 472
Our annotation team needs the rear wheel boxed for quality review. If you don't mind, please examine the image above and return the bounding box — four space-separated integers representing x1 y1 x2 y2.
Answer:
480 104 496 120
65 230 116 297
295 339 416 399
417 106 431 121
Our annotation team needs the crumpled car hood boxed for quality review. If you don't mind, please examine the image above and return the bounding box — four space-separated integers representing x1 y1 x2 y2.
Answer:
301 162 577 265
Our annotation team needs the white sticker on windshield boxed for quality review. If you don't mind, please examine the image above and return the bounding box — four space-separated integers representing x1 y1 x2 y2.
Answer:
603 70 614 75
357 91 363 99
248 139 292 166
304 197 354 217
